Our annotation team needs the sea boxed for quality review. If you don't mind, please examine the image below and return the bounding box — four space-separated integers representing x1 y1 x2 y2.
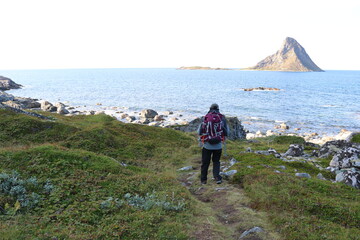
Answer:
3 68 360 136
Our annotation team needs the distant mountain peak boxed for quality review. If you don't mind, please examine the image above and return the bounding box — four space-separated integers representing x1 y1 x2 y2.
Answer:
248 37 324 72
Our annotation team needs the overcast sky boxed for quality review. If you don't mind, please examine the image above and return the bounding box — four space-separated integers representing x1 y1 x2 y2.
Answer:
0 0 359 70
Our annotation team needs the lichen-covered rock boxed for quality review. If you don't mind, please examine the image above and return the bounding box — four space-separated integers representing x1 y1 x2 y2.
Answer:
316 140 357 158
335 170 360 189
330 147 360 169
284 144 304 157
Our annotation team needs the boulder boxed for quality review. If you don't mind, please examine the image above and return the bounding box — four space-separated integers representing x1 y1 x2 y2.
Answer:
139 118 151 124
0 91 15 102
55 102 69 115
295 173 311 178
177 117 202 132
329 147 360 169
284 144 304 157
316 140 357 158
226 117 247 140
140 109 158 119
335 170 360 189
239 227 264 239
154 115 165 121
164 111 173 115
126 116 136 122
120 113 129 119
0 76 22 90
268 148 281 158
41 101 57 112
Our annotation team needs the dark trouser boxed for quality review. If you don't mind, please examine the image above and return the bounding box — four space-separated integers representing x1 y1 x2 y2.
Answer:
201 148 222 182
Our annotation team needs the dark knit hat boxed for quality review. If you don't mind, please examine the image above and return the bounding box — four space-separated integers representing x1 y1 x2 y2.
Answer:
210 103 219 110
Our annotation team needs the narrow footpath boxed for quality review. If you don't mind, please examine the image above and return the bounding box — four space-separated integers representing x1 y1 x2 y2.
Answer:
177 156 282 240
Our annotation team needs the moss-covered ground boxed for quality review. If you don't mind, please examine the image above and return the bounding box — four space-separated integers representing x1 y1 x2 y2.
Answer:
0 109 359 239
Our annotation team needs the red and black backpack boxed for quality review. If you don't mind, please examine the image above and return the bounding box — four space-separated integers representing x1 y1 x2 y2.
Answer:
200 112 225 144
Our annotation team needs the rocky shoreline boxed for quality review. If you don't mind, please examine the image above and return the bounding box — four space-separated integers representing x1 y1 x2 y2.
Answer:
0 76 358 146
1 77 359 189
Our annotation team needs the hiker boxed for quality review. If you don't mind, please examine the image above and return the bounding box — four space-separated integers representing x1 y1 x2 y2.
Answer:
198 103 229 184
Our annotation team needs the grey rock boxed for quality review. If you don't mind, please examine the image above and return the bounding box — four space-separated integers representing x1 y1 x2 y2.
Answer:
239 227 264 239
229 158 238 167
177 116 246 140
55 102 69 115
41 101 57 112
335 170 360 189
284 144 304 157
140 109 158 118
330 147 360 169
226 117 247 140
120 113 129 119
295 173 311 178
316 140 357 158
154 115 165 121
268 148 281 158
126 116 136 122
0 76 22 90
178 166 193 171
220 169 237 177
2 100 22 109
139 118 151 124
317 173 327 180
14 97 41 108
0 91 15 102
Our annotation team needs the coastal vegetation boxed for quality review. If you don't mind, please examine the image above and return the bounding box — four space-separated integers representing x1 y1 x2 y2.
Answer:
0 109 359 239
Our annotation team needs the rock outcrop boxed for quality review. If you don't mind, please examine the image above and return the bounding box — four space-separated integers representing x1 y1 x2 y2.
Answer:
177 116 246 140
248 37 323 72
0 76 22 90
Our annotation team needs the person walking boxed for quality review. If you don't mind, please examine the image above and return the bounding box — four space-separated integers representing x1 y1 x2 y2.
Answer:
198 103 229 184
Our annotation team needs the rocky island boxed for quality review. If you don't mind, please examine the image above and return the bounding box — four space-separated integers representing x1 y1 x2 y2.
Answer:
240 87 281 91
177 66 231 70
247 37 324 72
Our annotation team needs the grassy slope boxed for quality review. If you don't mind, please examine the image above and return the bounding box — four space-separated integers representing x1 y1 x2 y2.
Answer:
0 110 197 239
227 137 360 240
1 110 359 239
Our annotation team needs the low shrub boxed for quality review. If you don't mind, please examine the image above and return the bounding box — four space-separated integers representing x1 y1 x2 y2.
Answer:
0 171 54 214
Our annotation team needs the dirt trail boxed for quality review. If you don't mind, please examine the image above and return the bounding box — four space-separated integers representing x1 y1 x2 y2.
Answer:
178 156 282 240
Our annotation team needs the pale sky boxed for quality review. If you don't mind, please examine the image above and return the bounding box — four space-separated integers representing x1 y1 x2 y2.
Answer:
0 0 359 70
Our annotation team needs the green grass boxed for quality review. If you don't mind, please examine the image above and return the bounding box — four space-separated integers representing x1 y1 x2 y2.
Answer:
1 109 359 239
227 137 360 240
351 133 360 143
0 110 195 239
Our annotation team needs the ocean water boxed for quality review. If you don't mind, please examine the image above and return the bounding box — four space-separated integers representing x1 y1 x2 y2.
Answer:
3 68 360 135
